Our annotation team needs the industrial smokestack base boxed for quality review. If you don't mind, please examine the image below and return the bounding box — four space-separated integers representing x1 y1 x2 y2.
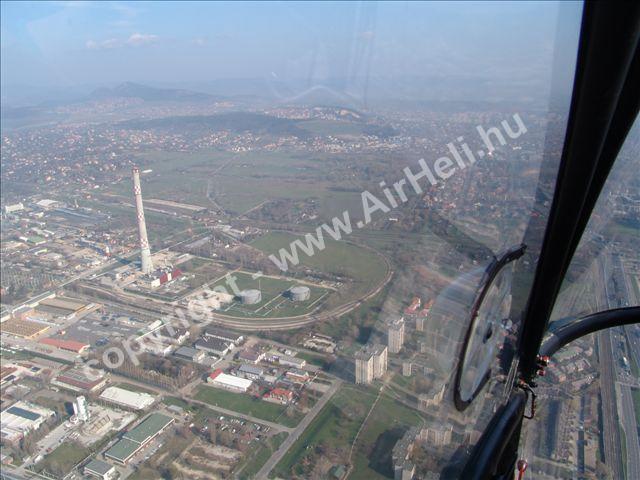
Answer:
132 166 154 274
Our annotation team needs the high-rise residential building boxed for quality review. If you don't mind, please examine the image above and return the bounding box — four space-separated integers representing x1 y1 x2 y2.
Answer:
388 317 406 353
355 343 388 384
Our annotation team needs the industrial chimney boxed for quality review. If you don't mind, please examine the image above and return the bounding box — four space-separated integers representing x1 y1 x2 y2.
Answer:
132 167 153 274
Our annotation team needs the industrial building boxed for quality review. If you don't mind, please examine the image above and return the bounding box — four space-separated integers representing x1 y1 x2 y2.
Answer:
1 401 55 444
273 353 307 369
238 289 262 305
174 345 206 363
355 344 388 384
99 386 156 411
1 317 50 338
35 296 94 318
204 327 244 344
238 347 265 364
40 337 90 354
104 413 174 465
52 367 107 393
84 458 117 480
289 285 311 301
207 369 253 393
238 364 264 380
286 368 310 383
387 317 406 354
194 336 234 356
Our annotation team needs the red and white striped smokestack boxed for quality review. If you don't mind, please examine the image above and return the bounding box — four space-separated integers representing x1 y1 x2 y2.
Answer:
132 166 153 274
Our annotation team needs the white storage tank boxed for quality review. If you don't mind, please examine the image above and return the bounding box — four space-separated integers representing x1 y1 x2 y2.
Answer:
289 285 311 301
239 289 262 305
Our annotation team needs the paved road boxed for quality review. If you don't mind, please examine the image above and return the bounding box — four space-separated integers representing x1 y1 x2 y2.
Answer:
255 379 342 479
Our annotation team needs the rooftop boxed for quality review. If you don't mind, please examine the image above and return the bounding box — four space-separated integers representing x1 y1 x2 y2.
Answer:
123 413 174 445
84 458 114 475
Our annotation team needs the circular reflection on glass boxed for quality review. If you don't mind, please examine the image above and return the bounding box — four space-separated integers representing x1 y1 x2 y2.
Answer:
454 244 525 411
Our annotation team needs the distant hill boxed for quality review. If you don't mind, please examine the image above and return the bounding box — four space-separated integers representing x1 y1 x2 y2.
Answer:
120 112 309 138
88 82 216 102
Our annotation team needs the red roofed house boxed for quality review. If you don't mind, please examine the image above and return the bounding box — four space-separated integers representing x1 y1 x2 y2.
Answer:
264 388 294 405
40 338 90 354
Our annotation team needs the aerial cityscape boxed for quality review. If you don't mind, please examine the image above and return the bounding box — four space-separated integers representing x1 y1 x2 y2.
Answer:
1 2 639 480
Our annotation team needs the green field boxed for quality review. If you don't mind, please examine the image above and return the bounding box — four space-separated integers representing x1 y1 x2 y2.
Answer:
237 432 288 480
349 392 426 480
194 385 302 427
272 384 378 478
250 231 388 296
272 384 426 480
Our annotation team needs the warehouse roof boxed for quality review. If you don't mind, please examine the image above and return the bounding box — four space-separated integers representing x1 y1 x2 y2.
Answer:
40 337 89 353
209 370 253 390
123 413 173 444
99 386 155 410
104 438 140 463
84 458 114 475
6 406 41 421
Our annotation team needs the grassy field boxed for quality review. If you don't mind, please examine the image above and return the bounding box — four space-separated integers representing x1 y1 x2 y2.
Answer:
237 432 289 480
115 149 336 214
272 384 427 480
272 384 378 478
349 391 426 480
194 385 302 427
250 231 388 295
210 270 332 318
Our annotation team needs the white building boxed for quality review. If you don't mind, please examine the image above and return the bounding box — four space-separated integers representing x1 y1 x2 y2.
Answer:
99 386 156 410
207 370 252 393
3 203 24 214
74 396 89 422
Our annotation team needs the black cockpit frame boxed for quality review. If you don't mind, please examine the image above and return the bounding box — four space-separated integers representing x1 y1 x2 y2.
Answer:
462 2 640 478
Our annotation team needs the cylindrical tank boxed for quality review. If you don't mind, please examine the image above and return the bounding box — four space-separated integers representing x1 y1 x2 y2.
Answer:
239 289 262 304
289 285 311 301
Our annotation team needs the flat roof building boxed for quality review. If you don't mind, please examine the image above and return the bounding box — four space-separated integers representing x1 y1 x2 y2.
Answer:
174 345 205 363
194 337 234 356
52 367 107 393
207 369 252 393
1 401 55 443
99 387 155 411
40 337 90 354
84 458 117 480
104 413 174 465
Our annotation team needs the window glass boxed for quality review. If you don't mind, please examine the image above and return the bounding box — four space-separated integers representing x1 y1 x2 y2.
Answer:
0 2 584 478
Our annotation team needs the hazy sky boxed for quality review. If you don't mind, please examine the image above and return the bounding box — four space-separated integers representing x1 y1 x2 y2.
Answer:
1 1 582 96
